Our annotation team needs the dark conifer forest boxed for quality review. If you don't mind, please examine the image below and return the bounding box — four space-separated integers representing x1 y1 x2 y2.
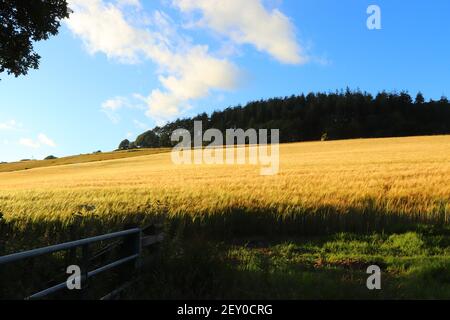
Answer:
121 89 450 149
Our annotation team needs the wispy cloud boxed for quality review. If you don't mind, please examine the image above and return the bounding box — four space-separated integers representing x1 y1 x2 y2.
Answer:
102 96 127 111
19 134 56 149
101 96 128 123
38 134 57 147
19 138 40 149
133 119 150 130
100 95 146 123
116 0 141 9
0 120 23 131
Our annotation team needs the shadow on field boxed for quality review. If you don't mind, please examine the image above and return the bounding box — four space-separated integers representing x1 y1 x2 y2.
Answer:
1 200 448 253
164 203 449 240
125 233 450 300
1 203 449 299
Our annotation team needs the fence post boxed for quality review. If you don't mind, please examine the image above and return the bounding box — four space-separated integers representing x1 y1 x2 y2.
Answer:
66 219 79 271
118 228 141 292
79 244 90 299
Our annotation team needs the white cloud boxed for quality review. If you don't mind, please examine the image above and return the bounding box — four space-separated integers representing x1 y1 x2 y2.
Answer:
0 120 23 131
116 0 141 9
100 96 147 123
138 44 238 124
67 0 149 63
19 138 40 149
102 96 127 111
101 96 127 123
38 134 57 147
173 0 306 64
19 134 56 149
66 0 305 124
66 0 239 123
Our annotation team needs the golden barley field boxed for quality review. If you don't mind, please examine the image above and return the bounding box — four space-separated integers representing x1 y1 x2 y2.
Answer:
1 136 449 241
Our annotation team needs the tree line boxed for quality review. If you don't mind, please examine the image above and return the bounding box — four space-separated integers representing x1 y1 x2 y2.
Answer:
119 89 450 149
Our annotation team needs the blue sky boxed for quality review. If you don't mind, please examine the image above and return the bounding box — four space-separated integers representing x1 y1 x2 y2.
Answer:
1 0 449 162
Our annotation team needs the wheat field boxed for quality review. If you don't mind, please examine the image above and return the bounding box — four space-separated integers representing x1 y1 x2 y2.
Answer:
1 136 449 242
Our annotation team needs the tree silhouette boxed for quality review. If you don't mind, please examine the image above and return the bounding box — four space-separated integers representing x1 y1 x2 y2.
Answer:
415 92 425 104
126 89 450 148
118 139 130 150
0 0 70 78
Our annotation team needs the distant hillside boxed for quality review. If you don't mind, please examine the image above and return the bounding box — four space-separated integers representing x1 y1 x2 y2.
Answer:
123 89 450 149
0 148 170 173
